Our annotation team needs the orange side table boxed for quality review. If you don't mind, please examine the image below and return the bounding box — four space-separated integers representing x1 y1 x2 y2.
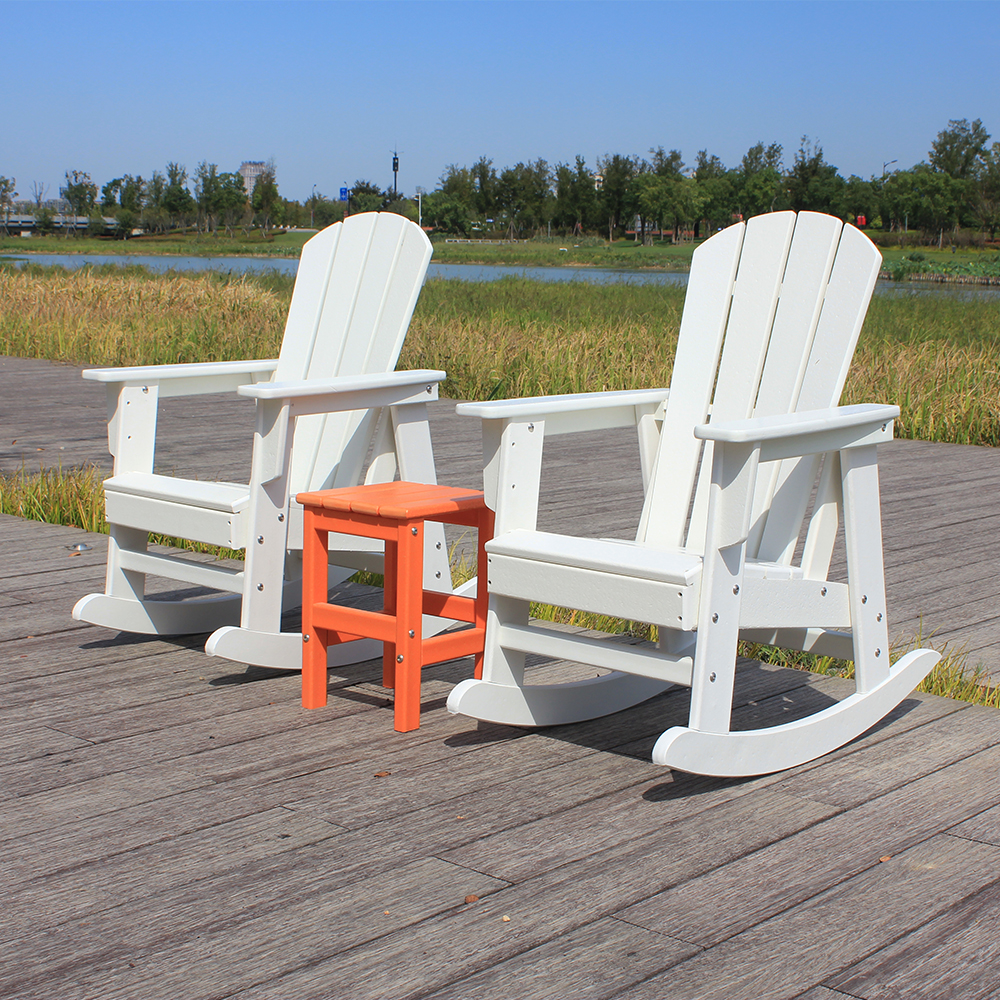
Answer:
297 481 494 732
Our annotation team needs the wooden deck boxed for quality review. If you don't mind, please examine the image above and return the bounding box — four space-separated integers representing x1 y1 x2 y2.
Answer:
4 355 1000 999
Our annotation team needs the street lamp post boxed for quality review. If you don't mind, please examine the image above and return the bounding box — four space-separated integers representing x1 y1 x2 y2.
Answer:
882 159 897 179
311 184 316 227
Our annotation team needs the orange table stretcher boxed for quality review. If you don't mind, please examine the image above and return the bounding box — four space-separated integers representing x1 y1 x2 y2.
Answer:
297 481 494 732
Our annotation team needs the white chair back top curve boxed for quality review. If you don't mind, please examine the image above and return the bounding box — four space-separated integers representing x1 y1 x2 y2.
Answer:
274 212 433 494
637 211 881 564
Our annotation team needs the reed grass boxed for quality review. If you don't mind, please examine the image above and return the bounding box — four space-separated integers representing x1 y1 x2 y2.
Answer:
0 263 288 366
3 266 998 446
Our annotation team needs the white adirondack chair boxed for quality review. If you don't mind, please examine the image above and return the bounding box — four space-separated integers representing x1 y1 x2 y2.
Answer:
72 212 458 671
447 211 940 777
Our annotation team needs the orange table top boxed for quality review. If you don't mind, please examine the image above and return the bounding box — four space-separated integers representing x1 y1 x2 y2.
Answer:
296 481 487 521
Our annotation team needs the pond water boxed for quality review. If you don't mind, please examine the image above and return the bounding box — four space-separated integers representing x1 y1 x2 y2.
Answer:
2 251 997 299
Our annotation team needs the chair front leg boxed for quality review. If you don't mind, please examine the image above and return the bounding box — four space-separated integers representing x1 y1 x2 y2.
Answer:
841 444 891 693
104 524 150 601
241 399 295 634
688 440 758 736
480 594 530 687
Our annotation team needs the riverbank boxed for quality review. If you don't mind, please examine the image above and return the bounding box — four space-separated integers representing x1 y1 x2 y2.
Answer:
6 231 1000 286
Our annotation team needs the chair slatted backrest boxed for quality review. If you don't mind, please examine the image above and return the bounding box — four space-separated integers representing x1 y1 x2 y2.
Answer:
637 212 881 565
274 212 433 494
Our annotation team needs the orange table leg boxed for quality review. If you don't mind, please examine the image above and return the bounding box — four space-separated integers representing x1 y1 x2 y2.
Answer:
392 520 423 732
381 535 398 690
301 515 330 709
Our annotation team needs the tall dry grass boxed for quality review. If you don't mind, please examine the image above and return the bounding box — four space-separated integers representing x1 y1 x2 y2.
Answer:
0 264 287 366
2 265 999 446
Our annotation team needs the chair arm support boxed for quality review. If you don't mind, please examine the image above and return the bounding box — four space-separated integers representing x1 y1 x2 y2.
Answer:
241 370 447 486
83 359 279 398
695 404 897 462
238 369 445 418
457 387 669 437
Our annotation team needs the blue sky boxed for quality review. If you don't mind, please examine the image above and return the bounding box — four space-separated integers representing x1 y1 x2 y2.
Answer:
7 0 997 204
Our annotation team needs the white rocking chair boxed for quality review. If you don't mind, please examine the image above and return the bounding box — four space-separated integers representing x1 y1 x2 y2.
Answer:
73 212 458 671
448 211 939 777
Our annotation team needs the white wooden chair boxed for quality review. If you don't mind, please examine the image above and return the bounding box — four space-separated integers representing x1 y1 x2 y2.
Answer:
73 212 458 671
447 211 939 777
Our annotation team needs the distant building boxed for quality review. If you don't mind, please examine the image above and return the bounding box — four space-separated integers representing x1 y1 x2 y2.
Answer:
239 161 267 199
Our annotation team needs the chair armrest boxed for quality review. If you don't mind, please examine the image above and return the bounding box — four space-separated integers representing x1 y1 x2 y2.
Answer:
695 403 897 462
457 388 669 437
238 369 446 417
83 359 279 398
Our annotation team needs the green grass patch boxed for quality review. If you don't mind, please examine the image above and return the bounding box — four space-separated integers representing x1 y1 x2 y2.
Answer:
0 229 311 258
430 236 697 271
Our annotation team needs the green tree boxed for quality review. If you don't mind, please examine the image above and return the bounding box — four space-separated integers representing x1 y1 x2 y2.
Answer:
439 164 476 217
251 164 280 235
60 170 97 234
734 142 783 218
349 179 383 214
911 165 964 245
218 172 248 237
422 189 471 234
194 162 220 233
101 178 123 212
693 150 736 234
842 174 876 226
971 142 1000 238
553 156 598 235
101 175 146 236
471 156 498 219
313 197 346 228
649 147 684 178
786 138 845 216
144 171 169 233
163 163 195 233
882 166 963 243
930 118 991 179
0 175 16 235
35 206 56 235
86 212 106 237
597 153 638 240
634 171 704 242
494 160 553 238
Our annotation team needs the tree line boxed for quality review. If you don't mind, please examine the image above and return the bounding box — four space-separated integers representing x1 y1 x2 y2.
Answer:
422 119 1000 245
3 118 997 244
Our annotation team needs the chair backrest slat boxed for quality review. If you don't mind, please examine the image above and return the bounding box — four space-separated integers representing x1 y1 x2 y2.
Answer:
754 221 881 563
636 222 744 548
271 213 432 494
639 211 881 566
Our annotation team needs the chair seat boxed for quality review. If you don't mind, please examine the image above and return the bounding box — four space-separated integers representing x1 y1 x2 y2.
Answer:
486 530 703 585
105 473 250 513
104 473 250 548
486 530 703 628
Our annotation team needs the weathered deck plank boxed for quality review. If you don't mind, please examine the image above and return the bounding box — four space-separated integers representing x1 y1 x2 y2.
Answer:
4 354 1000 999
